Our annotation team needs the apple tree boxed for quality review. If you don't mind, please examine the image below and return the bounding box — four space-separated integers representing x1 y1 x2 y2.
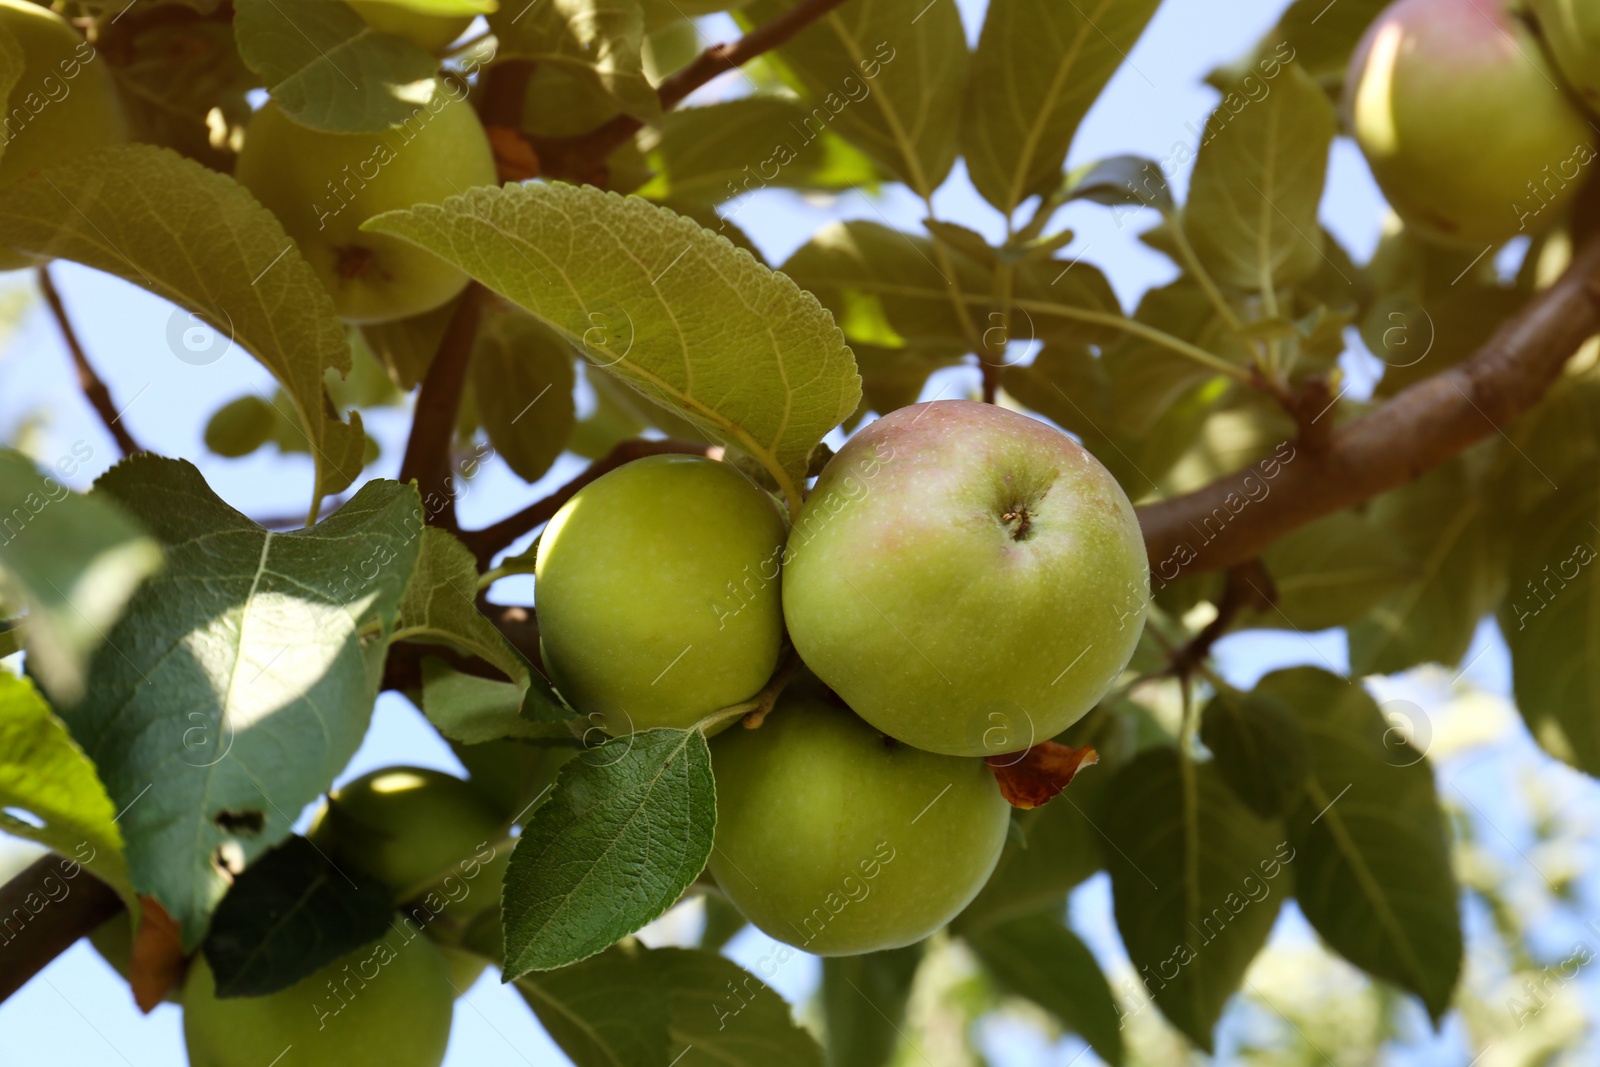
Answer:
0 0 1597 1063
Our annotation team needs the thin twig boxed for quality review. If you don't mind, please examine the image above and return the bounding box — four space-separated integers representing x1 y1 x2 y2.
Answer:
397 284 486 533
37 267 143 457
530 0 855 183
0 855 123 1003
1168 560 1276 680
462 437 718 567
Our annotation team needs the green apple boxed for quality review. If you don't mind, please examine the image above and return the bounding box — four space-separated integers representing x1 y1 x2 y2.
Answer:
0 0 127 269
536 454 788 734
182 933 453 1067
782 400 1148 758
346 0 474 51
1345 0 1593 248
234 91 497 324
1532 0 1600 114
308 766 509 899
708 685 1009 955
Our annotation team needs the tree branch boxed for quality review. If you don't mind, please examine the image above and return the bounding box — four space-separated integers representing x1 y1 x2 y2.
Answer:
396 284 486 533
0 855 123 1003
529 0 854 183
1137 233 1600 580
37 267 143 457
462 437 718 567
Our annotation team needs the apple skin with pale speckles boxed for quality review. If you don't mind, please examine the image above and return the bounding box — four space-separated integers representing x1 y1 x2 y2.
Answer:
782 400 1148 758
708 685 1009 955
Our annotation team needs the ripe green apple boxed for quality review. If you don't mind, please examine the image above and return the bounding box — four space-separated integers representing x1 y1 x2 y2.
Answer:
1345 0 1593 248
1532 0 1600 114
782 400 1148 758
346 1 474 52
233 92 497 324
0 0 127 269
536 454 788 734
308 766 509 899
707 685 1009 955
182 933 453 1067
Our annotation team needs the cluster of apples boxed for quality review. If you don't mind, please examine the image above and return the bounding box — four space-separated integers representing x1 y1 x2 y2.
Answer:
1345 0 1600 247
536 399 1149 955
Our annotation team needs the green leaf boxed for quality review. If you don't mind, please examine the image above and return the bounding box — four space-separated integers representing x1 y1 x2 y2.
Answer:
0 448 162 702
362 300 456 390
489 0 659 120
1101 278 1246 436
1256 510 1412 632
1001 344 1113 443
0 671 135 909
502 728 715 974
60 458 421 948
952 773 1105 934
1348 458 1506 675
517 942 674 1067
1199 689 1309 820
820 943 923 1067
1499 467 1600 773
470 309 577 485
637 97 881 205
741 0 966 196
651 947 824 1067
0 145 367 503
1365 286 1527 397
1257 667 1462 1020
781 220 1121 354
396 528 571 736
359 0 497 13
365 182 860 511
962 0 1161 214
421 657 573 743
202 835 395 998
1061 154 1174 216
966 912 1124 1066
1183 63 1335 292
204 395 279 459
233 0 443 133
1100 746 1290 1051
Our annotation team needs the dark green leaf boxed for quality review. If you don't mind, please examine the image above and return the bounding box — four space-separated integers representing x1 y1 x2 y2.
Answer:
471 310 578 485
517 942 673 1067
1499 467 1600 773
1100 746 1290 1051
503 729 715 974
652 947 823 1067
966 912 1124 1066
234 0 442 133
1257 667 1462 1020
963 0 1161 213
1199 689 1309 819
821 943 924 1067
741 0 966 195
1183 64 1335 291
1061 155 1174 215
637 96 880 205
1255 510 1411 632
61 458 421 947
203 835 395 997
1348 458 1506 674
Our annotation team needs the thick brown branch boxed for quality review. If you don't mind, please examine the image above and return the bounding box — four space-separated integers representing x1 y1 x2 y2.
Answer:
1137 234 1600 580
530 0 854 183
463 437 718 567
37 267 143 457
397 284 486 533
0 855 123 1003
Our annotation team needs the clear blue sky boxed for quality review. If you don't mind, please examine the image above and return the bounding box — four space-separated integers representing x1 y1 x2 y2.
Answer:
2 0 1597 1064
